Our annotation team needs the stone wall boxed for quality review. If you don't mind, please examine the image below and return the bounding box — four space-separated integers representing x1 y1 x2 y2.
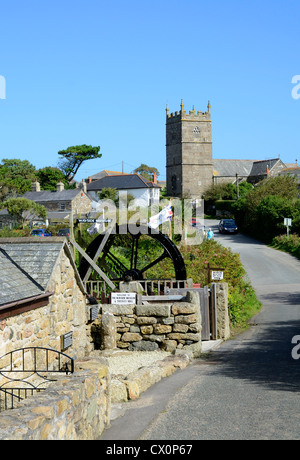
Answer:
0 357 110 440
95 291 202 358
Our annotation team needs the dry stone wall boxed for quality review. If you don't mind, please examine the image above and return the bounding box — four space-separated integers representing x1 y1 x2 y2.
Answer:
98 291 202 357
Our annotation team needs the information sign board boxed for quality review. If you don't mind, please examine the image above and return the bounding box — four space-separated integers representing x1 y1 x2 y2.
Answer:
111 292 136 305
284 218 292 226
211 271 224 281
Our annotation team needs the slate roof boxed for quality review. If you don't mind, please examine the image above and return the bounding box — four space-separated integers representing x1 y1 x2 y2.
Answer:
213 158 284 178
213 159 255 177
87 170 128 181
0 248 45 306
23 189 83 202
249 159 281 176
87 173 161 191
0 238 66 307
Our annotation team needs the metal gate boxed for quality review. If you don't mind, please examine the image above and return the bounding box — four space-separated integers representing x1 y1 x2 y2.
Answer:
0 347 74 412
165 284 217 341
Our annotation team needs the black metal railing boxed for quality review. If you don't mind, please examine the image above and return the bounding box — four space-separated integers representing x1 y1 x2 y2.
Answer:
0 347 74 412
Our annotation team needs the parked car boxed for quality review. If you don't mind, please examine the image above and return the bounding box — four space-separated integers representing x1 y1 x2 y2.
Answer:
30 229 52 237
218 219 238 234
57 228 70 237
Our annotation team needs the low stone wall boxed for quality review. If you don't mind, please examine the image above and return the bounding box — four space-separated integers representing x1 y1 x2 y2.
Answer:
109 353 191 404
0 357 110 440
97 291 202 357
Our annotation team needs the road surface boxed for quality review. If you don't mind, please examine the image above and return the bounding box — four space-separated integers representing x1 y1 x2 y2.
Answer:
100 220 300 440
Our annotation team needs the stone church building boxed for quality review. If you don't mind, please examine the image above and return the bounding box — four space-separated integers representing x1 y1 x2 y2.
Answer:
166 100 288 198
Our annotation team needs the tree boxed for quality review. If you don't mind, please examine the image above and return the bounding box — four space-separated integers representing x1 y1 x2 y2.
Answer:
1 197 47 228
36 166 69 190
233 175 299 240
203 181 253 202
98 188 135 207
255 195 295 241
0 159 36 198
133 164 159 181
98 187 119 202
57 144 101 182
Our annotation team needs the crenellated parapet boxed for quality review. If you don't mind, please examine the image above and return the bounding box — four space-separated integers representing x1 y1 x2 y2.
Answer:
166 99 211 121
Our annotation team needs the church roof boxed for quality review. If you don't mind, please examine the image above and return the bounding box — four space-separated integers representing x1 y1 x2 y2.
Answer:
213 158 284 178
249 158 281 176
213 159 255 177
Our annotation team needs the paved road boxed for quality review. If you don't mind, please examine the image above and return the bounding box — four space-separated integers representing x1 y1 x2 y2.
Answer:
100 221 300 440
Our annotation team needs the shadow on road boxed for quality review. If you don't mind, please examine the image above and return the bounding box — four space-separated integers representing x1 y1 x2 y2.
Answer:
210 320 300 393
260 291 300 306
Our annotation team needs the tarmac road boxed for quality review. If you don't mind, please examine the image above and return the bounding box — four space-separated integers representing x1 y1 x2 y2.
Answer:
100 220 300 440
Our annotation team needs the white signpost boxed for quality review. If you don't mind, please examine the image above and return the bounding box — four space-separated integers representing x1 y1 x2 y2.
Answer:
284 218 292 237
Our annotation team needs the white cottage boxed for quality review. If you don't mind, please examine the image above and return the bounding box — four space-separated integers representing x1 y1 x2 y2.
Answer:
86 173 161 208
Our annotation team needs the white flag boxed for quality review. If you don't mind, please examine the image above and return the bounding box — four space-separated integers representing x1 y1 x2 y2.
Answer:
148 204 173 229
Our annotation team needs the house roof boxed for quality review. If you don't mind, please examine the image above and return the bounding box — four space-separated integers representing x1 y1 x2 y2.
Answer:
0 246 45 306
87 173 161 191
0 237 84 308
23 189 88 202
87 170 128 181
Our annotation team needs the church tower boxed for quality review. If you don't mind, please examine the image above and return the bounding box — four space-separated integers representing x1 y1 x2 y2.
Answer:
166 100 213 198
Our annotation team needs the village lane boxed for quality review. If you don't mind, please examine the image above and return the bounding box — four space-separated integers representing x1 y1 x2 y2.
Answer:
100 221 300 440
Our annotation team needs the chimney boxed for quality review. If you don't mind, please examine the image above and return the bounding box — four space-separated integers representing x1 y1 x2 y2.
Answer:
153 172 157 184
32 180 40 192
79 179 87 193
57 181 64 192
266 166 270 175
88 176 92 184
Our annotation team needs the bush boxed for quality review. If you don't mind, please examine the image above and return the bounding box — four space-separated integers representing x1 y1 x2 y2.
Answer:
255 195 295 242
272 234 300 259
0 226 31 237
233 175 299 242
148 239 260 330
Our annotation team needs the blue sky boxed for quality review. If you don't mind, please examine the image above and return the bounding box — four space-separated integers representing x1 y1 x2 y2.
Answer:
0 0 300 182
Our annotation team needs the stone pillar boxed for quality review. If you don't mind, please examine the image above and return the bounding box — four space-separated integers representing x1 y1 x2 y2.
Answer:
215 283 230 340
101 311 117 349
